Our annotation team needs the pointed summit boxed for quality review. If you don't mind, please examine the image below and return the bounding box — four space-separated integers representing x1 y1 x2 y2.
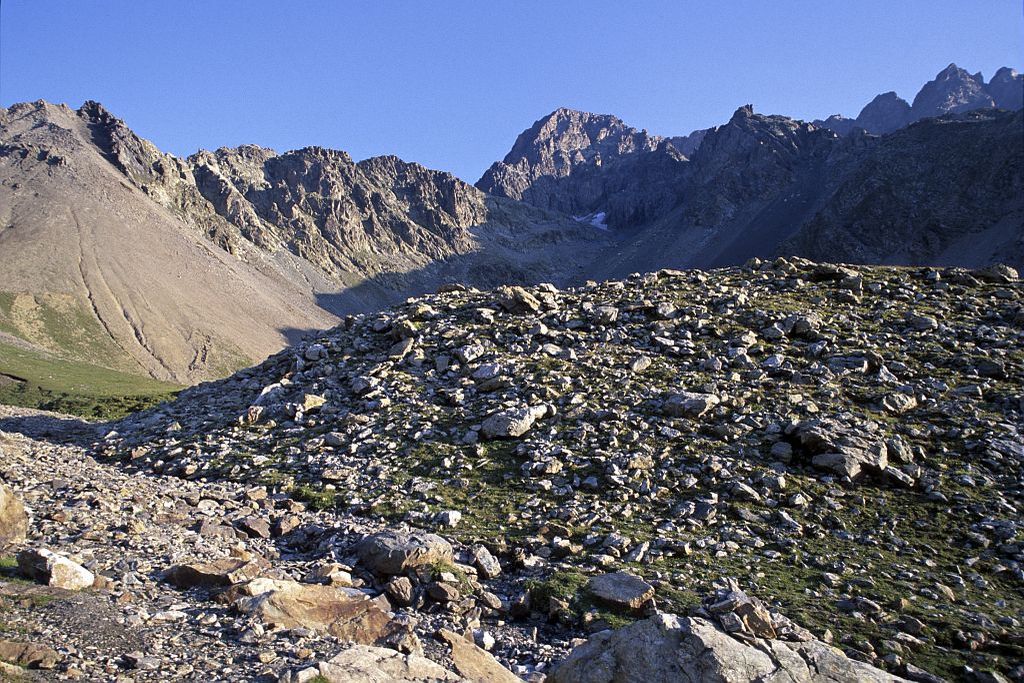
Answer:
912 63 995 118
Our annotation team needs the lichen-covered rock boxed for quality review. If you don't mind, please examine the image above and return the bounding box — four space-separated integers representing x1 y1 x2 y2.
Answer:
0 483 28 550
355 531 454 576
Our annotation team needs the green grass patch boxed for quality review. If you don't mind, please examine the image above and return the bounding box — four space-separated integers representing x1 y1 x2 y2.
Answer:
0 341 179 420
290 484 338 511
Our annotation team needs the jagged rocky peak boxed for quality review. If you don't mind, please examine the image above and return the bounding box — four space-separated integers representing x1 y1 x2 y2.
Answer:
476 107 663 204
477 106 690 226
186 139 495 275
911 62 995 119
815 63 1022 137
695 104 824 163
502 106 660 167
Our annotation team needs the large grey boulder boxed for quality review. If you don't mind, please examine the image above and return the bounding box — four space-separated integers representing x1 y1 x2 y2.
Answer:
355 530 454 575
547 613 908 683
481 405 546 439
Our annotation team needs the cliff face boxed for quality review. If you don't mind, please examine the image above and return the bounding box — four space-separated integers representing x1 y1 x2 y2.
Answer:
188 146 490 276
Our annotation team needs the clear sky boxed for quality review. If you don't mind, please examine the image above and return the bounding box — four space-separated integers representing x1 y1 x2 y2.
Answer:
1 1 1021 182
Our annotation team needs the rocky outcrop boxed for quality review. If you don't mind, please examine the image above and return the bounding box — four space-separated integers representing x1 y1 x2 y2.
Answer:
547 614 907 683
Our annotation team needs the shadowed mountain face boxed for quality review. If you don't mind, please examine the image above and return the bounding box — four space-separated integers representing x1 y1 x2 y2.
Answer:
0 101 604 383
480 100 1022 279
783 109 1024 266
476 108 698 228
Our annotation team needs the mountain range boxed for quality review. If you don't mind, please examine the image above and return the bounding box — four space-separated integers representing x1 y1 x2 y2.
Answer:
813 63 1023 135
0 62 1020 389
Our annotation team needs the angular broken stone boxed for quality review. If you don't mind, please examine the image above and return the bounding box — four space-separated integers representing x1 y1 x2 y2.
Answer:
438 629 523 683
495 285 541 314
663 392 720 419
17 548 94 591
793 417 888 479
471 545 502 579
165 557 267 588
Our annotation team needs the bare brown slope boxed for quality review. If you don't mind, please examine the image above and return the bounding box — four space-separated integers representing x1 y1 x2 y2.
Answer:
0 101 607 385
0 101 337 383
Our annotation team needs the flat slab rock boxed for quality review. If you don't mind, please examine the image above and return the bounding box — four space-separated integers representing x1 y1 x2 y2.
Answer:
587 571 655 610
164 557 267 588
547 613 909 683
226 578 405 645
355 530 454 575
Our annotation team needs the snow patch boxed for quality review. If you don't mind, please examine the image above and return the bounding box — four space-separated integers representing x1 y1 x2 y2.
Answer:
572 211 609 231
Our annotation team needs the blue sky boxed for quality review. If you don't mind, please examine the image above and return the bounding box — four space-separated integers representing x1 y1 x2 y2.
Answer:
1 1 1020 181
